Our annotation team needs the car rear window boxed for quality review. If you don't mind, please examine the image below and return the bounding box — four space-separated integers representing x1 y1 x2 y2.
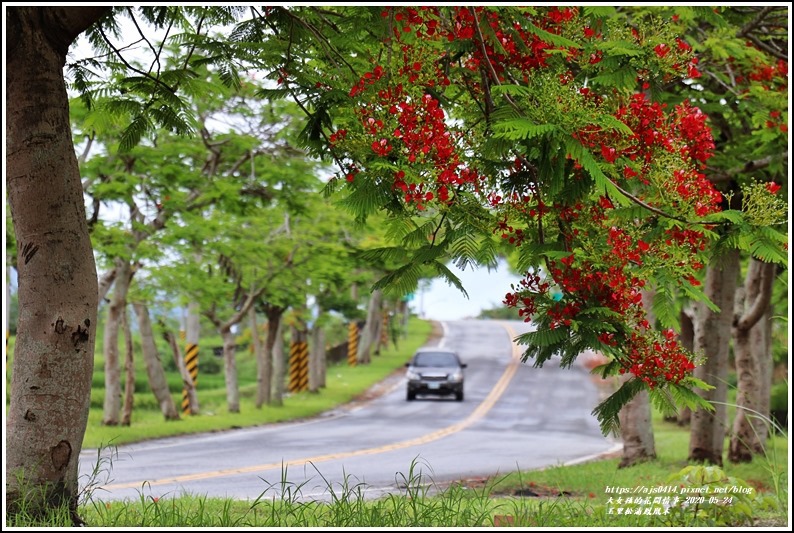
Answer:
413 352 459 367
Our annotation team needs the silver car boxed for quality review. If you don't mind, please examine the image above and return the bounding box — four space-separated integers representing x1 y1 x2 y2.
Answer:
405 349 467 401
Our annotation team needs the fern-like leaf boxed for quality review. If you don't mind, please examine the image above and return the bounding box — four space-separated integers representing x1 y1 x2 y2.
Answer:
648 387 678 419
591 377 646 436
370 262 422 297
492 119 558 141
583 6 617 18
411 244 445 265
651 286 680 331
667 381 715 414
564 138 628 205
428 260 468 299
489 84 533 99
119 113 152 153
523 21 580 49
748 226 788 265
356 246 409 264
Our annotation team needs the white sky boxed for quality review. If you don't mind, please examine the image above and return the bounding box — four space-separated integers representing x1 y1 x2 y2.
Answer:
410 258 523 321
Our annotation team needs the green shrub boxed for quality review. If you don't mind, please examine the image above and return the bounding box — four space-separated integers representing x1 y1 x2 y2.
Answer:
661 465 778 527
199 354 222 374
770 381 788 411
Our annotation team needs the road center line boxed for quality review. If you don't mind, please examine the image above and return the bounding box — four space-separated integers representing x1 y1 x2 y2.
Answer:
101 323 522 491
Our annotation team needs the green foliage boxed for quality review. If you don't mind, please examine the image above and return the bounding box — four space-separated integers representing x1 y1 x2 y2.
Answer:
769 381 788 412
662 465 765 527
650 285 680 331
492 119 558 141
590 377 647 436
562 138 628 205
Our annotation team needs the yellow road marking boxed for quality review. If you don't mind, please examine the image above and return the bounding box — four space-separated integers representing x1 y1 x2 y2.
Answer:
102 324 522 490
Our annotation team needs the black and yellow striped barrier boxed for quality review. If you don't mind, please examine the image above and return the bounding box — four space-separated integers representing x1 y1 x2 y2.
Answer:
288 339 309 392
182 340 199 415
347 322 358 366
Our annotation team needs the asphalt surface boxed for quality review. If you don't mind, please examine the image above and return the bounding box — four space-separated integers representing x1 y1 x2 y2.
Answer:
78 319 621 503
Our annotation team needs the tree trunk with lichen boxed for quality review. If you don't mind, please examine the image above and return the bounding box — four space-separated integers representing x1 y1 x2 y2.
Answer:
729 259 775 463
102 258 132 425
222 328 240 413
120 305 135 426
133 302 180 421
258 304 284 408
309 324 326 392
271 319 286 406
5 6 109 522
356 289 382 365
689 249 740 466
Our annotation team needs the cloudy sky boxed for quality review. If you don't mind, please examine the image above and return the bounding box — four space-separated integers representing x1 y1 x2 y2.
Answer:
409 258 524 321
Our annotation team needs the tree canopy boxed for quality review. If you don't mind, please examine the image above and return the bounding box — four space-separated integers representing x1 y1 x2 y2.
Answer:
20 2 794 436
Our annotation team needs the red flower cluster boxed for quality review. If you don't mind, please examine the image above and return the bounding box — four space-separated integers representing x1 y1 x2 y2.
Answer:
765 110 788 133
620 329 696 388
504 250 649 331
672 101 715 166
381 6 575 84
494 217 526 246
672 168 722 217
748 58 788 90
503 270 549 322
664 227 709 254
340 6 715 391
361 87 483 208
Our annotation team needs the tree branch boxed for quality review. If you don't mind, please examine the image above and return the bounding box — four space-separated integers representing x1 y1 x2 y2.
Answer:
605 176 707 225
125 8 162 76
737 6 776 38
708 151 788 183
96 24 176 95
734 259 776 332
744 33 788 61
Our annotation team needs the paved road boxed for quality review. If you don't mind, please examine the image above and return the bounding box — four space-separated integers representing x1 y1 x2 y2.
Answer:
78 319 620 503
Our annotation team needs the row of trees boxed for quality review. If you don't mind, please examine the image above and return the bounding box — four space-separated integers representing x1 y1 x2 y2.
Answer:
9 64 419 422
5 5 787 523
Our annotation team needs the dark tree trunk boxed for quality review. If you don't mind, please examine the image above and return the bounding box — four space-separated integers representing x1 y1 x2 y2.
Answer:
259 304 285 407
102 259 133 425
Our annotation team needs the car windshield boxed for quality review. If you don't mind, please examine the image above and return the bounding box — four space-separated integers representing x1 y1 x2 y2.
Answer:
413 352 459 367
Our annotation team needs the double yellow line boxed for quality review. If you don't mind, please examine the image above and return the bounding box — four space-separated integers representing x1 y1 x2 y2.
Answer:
102 324 522 491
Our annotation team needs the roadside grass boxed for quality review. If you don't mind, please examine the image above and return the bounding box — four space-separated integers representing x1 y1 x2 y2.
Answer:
40 423 785 527
62 423 788 528
80 317 433 449
474 417 788 527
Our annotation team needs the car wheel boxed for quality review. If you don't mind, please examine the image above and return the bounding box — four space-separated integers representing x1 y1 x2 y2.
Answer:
455 390 464 402
407 390 416 401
